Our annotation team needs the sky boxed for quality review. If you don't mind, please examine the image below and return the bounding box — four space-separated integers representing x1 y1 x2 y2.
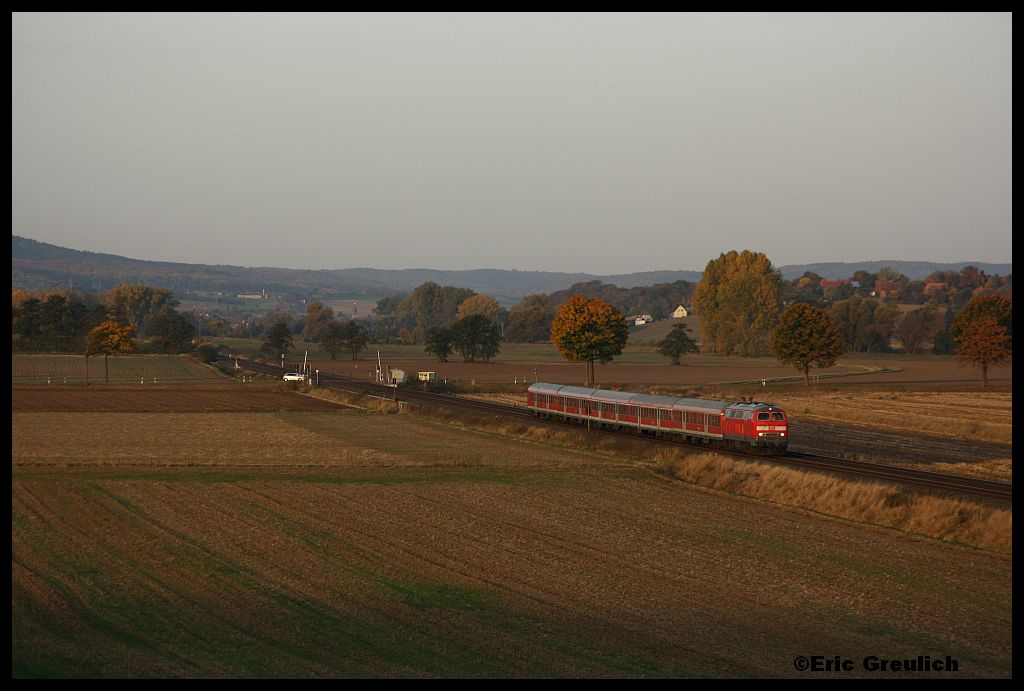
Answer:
12 12 1013 274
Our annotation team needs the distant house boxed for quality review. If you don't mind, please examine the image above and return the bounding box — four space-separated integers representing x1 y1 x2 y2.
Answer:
626 314 654 326
924 281 949 294
874 280 902 300
819 279 849 289
671 305 689 319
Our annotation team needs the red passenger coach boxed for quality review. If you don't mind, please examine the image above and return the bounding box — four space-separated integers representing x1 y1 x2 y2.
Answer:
526 383 788 453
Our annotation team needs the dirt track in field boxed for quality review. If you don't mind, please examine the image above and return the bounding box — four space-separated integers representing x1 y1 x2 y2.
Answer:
11 388 342 412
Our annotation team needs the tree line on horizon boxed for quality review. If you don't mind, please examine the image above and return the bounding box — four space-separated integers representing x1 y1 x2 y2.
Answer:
12 253 1012 386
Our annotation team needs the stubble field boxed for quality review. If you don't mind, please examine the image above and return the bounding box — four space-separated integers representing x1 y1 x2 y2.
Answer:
11 383 1013 678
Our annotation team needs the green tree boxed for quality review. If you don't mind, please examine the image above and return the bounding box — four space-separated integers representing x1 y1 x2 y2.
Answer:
105 284 177 338
340 320 369 361
320 320 369 360
693 250 782 356
86 321 136 383
148 310 197 353
395 282 476 331
771 303 843 385
317 320 345 359
424 326 455 362
894 305 944 355
550 296 629 386
656 322 700 365
260 320 294 362
452 314 502 363
505 294 555 343
955 315 1011 387
828 298 897 353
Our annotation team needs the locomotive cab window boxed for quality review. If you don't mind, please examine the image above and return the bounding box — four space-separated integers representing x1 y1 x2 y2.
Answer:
772 412 785 421
757 412 770 421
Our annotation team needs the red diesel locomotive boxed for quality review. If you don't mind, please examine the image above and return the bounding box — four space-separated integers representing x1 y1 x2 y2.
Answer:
526 383 789 453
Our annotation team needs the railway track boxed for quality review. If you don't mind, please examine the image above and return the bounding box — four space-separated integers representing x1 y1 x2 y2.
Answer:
223 356 1012 501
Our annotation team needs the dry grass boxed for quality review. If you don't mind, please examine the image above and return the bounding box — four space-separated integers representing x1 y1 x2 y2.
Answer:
653 453 1012 553
892 458 1013 483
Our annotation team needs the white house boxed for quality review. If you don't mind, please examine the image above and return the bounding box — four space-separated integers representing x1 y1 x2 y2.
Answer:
671 305 689 319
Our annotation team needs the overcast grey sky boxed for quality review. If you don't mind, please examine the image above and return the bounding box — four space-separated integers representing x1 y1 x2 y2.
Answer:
12 12 1012 274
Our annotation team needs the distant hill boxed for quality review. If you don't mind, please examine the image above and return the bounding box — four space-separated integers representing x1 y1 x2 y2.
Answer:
12 236 1010 300
11 236 702 300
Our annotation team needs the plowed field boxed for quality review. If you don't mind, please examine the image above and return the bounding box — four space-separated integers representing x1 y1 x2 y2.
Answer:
12 400 1012 678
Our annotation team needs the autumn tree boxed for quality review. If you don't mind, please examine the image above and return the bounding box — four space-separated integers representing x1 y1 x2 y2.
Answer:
693 251 782 356
955 315 1011 387
86 321 136 383
550 296 629 386
456 294 506 326
656 322 699 365
504 294 555 343
301 301 334 342
771 303 843 385
951 295 1012 350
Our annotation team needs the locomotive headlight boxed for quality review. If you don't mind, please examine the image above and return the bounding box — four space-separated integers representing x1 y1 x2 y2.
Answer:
758 432 764 437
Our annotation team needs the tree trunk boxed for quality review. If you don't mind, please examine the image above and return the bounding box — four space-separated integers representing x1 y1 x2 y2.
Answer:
104 353 109 383
981 362 988 388
803 365 810 386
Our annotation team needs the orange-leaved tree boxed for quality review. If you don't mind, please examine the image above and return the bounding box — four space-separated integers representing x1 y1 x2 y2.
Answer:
955 315 1010 387
550 296 629 386
86 321 136 383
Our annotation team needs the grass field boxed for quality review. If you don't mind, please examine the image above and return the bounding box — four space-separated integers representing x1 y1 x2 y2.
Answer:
11 387 1013 678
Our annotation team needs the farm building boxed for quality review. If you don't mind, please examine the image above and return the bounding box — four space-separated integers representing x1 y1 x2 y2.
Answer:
671 305 689 319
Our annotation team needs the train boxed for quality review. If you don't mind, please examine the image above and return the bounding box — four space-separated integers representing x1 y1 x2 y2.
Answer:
526 382 789 453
